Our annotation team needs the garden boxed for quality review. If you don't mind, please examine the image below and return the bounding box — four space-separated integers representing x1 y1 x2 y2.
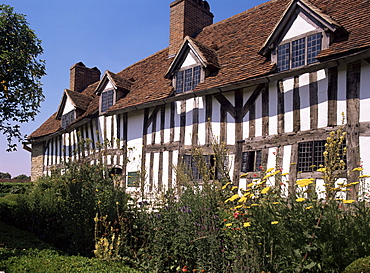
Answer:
1 130 370 272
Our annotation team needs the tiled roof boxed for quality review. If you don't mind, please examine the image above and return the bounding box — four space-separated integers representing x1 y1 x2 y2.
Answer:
65 89 92 111
30 0 370 140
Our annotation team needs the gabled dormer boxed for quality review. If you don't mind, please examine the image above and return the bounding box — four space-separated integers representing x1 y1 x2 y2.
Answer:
259 0 346 72
165 36 220 94
56 89 92 129
95 71 133 114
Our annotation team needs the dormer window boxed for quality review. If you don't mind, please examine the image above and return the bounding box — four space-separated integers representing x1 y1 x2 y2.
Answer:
61 110 75 128
277 32 322 71
175 65 201 94
101 89 114 113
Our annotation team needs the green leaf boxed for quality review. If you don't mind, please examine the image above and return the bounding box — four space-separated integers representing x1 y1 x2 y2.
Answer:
304 261 317 270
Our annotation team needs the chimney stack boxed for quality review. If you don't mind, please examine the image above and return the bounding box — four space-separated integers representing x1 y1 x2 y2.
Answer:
169 0 213 57
70 62 101 92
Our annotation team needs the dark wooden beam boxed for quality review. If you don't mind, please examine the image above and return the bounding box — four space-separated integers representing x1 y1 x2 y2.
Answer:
214 93 236 119
242 83 265 118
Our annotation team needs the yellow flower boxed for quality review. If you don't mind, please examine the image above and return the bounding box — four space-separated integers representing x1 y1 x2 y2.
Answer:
272 202 279 204
343 199 355 204
260 187 271 194
234 205 243 209
263 173 273 179
116 202 119 205
231 186 238 191
243 222 251 227
305 206 313 210
95 189 99 192
359 175 370 178
238 196 247 203
266 167 274 173
225 223 232 227
225 194 240 203
271 221 279 225
295 197 305 202
240 173 249 178
222 182 231 189
316 168 326 172
296 179 314 187
247 182 254 187
282 172 289 176
352 167 363 172
251 203 259 207
98 201 101 204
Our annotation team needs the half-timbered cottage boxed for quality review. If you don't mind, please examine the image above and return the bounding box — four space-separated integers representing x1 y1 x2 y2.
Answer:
26 0 370 199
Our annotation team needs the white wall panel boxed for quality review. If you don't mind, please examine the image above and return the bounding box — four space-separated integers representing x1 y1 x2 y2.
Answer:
283 77 294 132
300 73 310 131
255 94 263 137
269 82 278 135
337 65 347 125
360 61 370 122
317 69 328 128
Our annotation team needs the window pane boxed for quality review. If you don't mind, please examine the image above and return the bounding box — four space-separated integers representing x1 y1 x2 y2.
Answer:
127 171 139 187
193 66 201 89
277 43 290 71
61 110 75 128
292 37 305 68
176 70 184 93
307 33 322 64
298 142 313 172
184 68 193 92
255 150 263 171
313 140 325 168
101 89 114 112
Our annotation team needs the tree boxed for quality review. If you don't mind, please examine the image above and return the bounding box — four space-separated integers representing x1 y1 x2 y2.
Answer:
0 4 46 151
13 174 30 180
0 172 11 179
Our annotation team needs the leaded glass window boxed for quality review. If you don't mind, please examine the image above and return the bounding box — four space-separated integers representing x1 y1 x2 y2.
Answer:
277 43 290 71
307 33 322 64
277 33 322 71
101 89 114 113
241 150 262 172
175 66 201 94
291 37 305 68
61 110 75 128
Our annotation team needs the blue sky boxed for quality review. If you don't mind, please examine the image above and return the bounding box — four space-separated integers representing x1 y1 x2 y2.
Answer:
0 0 266 177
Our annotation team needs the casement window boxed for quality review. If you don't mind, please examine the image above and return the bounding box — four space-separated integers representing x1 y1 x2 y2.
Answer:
127 171 140 187
183 154 227 181
241 150 263 173
277 33 322 71
175 66 201 94
61 110 75 128
298 140 325 172
298 140 346 172
101 89 114 113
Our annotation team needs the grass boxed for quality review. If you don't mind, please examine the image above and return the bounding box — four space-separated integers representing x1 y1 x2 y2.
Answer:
0 221 141 273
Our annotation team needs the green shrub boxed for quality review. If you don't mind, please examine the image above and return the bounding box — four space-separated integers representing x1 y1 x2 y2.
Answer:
0 249 141 273
0 182 30 197
10 160 129 256
343 255 370 273
0 194 20 222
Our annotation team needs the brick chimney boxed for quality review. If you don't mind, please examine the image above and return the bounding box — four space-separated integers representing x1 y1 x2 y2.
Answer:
70 62 101 92
169 0 213 57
